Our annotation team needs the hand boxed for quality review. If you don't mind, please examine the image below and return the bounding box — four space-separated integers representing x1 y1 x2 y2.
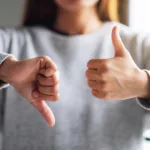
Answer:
86 26 150 100
0 56 59 126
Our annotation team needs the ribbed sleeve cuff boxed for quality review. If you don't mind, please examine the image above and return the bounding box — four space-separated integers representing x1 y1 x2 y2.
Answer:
137 70 150 110
0 52 14 89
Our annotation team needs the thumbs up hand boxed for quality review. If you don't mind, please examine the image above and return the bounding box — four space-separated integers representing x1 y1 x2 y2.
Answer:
86 26 150 100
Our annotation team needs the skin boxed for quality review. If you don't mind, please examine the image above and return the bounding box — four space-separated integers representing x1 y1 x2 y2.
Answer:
0 56 59 126
54 0 102 34
86 26 150 100
0 0 150 126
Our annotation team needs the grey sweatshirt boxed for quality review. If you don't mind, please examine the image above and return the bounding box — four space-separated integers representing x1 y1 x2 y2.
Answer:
0 22 150 150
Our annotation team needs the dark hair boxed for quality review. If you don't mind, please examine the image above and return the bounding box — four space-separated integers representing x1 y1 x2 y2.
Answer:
23 0 119 28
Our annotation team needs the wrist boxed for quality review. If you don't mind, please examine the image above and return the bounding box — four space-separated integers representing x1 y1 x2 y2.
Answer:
138 69 150 98
0 56 18 84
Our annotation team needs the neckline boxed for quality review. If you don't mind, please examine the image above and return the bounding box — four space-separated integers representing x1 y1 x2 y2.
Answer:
36 21 114 41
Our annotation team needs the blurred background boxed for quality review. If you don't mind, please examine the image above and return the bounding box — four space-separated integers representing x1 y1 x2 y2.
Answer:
0 0 149 32
0 0 150 150
0 0 25 27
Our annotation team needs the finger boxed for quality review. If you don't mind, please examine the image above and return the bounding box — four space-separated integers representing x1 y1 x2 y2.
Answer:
86 69 104 80
92 89 106 99
40 67 56 77
37 83 59 96
37 74 59 86
88 80 103 90
31 100 55 126
32 90 59 101
87 59 109 69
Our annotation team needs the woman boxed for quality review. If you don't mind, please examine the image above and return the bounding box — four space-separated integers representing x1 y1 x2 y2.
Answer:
0 0 150 149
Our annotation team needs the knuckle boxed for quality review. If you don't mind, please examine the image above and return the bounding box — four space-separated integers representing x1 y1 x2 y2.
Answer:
29 99 37 105
85 70 89 77
99 73 107 81
53 94 59 101
87 60 92 68
103 67 109 74
87 80 92 87
92 90 98 97
103 62 111 71
101 83 109 92
51 86 59 94
103 92 111 100
50 78 55 85
94 83 100 90
49 95 59 101
40 55 50 60
47 96 56 101
37 56 49 63
52 75 59 84
101 92 108 99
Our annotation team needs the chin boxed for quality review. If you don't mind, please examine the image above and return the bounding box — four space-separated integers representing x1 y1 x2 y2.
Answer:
55 0 99 11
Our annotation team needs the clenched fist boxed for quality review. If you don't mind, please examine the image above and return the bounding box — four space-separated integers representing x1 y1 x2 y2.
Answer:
86 26 150 100
0 56 59 126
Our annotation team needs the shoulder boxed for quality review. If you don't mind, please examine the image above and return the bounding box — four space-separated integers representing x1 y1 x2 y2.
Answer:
107 21 150 50
0 26 51 48
0 26 50 39
0 26 50 57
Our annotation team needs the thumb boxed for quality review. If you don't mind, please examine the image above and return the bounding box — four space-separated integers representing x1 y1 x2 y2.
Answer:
112 26 127 57
31 99 55 126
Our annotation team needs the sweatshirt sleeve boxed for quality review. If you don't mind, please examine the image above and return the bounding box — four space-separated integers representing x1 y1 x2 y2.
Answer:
136 70 150 110
0 28 19 89
136 35 150 110
0 27 31 89
0 52 14 89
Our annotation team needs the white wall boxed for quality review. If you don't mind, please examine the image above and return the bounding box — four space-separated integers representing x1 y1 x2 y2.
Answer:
129 0 150 33
0 0 25 26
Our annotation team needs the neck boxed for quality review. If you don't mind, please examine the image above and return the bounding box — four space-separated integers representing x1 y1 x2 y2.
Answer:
53 6 102 35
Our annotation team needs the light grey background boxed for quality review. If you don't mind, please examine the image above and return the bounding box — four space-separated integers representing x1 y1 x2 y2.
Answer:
0 0 25 27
